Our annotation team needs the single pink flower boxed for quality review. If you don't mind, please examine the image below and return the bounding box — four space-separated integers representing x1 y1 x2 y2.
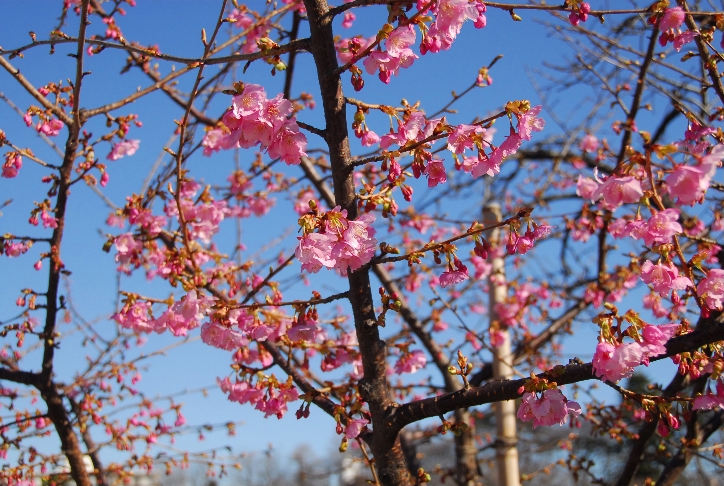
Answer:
591 175 643 209
642 208 682 247
698 268 724 310
639 323 679 359
1 154 22 178
640 260 693 296
592 341 643 382
424 159 447 187
107 139 140 161
576 175 598 201
579 133 599 153
394 349 427 374
344 418 369 439
659 7 685 31
440 259 469 287
692 380 724 411
360 129 380 147
517 389 582 428
516 105 545 141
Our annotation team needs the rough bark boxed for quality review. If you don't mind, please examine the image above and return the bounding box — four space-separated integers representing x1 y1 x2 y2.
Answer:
302 0 413 484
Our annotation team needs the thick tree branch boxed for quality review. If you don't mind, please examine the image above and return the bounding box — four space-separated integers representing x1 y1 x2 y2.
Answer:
391 318 724 433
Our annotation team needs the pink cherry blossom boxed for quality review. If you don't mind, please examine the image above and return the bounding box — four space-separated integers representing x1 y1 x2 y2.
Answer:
579 133 599 153
576 175 598 201
341 12 355 29
385 25 416 58
692 380 724 411
423 159 447 187
201 322 245 351
516 105 545 141
394 349 427 374
666 145 721 205
37 119 64 137
440 259 469 287
296 233 337 273
568 2 590 26
592 341 643 382
113 301 156 334
107 139 140 161
640 260 693 296
2 154 22 178
639 323 678 360
517 389 582 428
591 175 643 210
267 119 307 165
3 241 31 258
642 208 682 247
344 418 369 439
447 124 484 154
659 7 685 31
697 268 724 310
360 129 380 147
114 233 143 265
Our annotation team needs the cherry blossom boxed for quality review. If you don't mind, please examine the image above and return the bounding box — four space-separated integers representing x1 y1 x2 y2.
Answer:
202 84 307 164
344 418 369 439
693 380 724 411
591 175 643 210
665 145 721 205
698 269 724 310
641 208 682 247
579 133 599 153
2 153 22 178
394 349 427 374
516 105 545 141
640 260 693 296
440 258 469 287
592 341 643 382
517 389 582 428
107 139 140 161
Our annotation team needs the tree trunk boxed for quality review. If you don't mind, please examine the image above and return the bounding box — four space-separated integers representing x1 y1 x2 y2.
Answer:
485 204 520 486
302 0 412 484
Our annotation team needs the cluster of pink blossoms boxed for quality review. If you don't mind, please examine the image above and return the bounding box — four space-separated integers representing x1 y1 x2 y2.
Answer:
295 206 377 276
228 8 272 54
655 7 696 51
113 291 213 337
592 323 679 382
568 1 591 26
640 260 692 297
2 153 22 178
419 0 487 54
364 105 543 190
2 240 31 258
364 25 418 84
517 389 582 428
219 377 299 419
202 83 307 165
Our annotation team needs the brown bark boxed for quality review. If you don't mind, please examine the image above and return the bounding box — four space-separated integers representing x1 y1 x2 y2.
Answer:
302 0 412 484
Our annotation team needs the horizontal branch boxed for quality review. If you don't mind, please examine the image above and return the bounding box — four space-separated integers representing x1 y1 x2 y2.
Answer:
0 37 312 67
390 316 724 432
0 367 41 386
